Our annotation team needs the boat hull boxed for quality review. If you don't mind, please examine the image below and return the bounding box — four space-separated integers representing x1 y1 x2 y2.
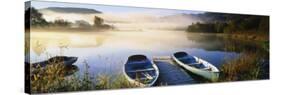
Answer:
29 56 78 68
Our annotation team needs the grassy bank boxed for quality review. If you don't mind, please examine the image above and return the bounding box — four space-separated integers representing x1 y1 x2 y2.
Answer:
219 52 260 81
30 62 94 93
30 62 139 93
210 32 270 81
219 51 269 82
27 42 139 93
224 32 269 43
185 32 269 82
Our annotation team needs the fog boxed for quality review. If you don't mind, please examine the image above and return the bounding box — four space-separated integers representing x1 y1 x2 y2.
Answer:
39 10 202 30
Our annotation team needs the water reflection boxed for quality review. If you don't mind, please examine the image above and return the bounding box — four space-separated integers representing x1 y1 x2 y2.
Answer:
30 31 106 50
185 33 267 53
29 30 242 78
32 40 47 56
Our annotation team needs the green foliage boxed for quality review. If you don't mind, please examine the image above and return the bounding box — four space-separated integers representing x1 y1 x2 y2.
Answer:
49 19 72 27
25 7 49 28
187 22 227 33
187 13 269 33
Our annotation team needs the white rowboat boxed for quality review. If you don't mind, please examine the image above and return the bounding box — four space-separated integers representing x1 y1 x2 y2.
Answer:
172 52 219 82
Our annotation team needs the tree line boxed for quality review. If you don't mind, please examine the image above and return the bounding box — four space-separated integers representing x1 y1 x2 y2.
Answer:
25 7 113 29
187 12 269 33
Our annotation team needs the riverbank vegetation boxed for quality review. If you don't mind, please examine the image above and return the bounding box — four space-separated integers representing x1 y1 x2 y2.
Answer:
185 13 269 82
185 32 269 82
219 52 269 81
187 13 269 41
26 42 139 93
187 13 269 33
218 37 269 81
28 58 139 93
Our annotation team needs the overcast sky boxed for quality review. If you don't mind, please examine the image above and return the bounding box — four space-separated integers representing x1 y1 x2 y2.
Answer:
31 1 204 16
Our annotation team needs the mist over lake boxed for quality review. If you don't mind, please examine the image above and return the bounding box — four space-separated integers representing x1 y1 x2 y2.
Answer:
25 1 269 93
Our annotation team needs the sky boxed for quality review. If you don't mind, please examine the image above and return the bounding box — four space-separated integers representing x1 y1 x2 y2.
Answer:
31 1 204 16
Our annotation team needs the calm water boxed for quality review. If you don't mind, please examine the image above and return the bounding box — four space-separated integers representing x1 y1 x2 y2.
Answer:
27 30 239 78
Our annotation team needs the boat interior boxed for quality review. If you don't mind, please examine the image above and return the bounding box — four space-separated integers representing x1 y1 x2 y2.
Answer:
174 52 209 70
125 55 157 83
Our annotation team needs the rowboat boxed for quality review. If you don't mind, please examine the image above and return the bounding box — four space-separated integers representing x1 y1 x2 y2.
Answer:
29 56 78 68
172 52 219 82
124 55 159 87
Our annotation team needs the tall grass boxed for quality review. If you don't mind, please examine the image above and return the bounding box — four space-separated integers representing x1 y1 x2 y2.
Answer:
216 31 269 82
28 41 140 93
219 52 263 81
30 56 140 93
30 61 94 93
94 74 139 89
30 64 138 93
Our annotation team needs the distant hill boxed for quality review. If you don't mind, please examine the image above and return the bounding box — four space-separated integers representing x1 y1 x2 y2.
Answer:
40 7 102 14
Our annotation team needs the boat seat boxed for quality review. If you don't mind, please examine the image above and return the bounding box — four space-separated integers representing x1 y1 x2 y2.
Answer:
133 72 156 80
201 67 212 71
127 68 155 73
189 63 205 69
188 63 201 66
138 76 156 80
142 72 153 80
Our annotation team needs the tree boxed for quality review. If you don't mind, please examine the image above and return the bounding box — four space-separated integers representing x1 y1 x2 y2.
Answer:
258 16 269 32
25 7 49 28
94 16 104 27
187 12 269 34
93 16 113 29
51 19 72 27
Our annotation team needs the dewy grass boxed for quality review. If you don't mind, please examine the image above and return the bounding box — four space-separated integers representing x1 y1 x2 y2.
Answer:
29 41 140 93
94 74 139 90
219 52 262 81
31 64 138 93
29 42 95 93
30 60 94 93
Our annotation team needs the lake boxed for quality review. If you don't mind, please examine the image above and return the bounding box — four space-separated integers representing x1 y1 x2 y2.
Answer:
27 30 240 83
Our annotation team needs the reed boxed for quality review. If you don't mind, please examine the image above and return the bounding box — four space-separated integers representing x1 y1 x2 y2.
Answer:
219 52 262 81
30 63 139 93
30 61 94 93
28 42 139 93
94 74 139 89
